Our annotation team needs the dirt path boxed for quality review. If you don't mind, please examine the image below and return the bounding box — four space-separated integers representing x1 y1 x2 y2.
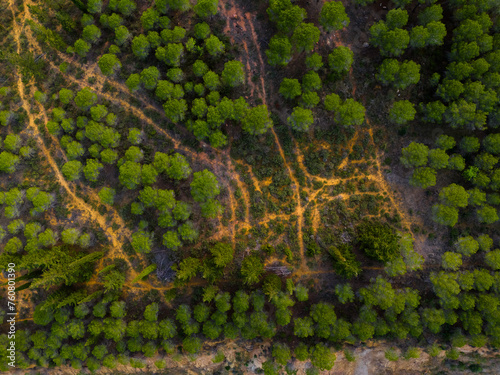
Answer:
10 0 142 281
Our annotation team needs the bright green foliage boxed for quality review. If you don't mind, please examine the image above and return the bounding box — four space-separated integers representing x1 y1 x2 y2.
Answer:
292 23 320 52
439 184 469 208
102 13 124 29
241 254 264 284
435 134 456 150
288 107 313 132
125 73 141 92
59 88 74 105
82 24 101 43
131 230 153 253
294 317 314 338
5 237 22 253
477 234 493 252
75 87 98 109
418 4 442 25
335 284 354 303
178 221 198 242
432 204 459 226
74 39 91 56
420 101 446 123
377 59 420 89
430 271 460 309
386 9 408 29
384 256 406 277
468 189 486 207
477 205 499 224
410 26 429 48
272 343 291 366
162 230 181 250
62 160 82 181
101 149 118 164
144 303 159 322
193 22 210 40
221 60 245 87
266 35 293 66
324 93 341 111
336 99 365 127
205 35 225 56
192 61 209 80
294 284 308 301
132 34 150 59
370 21 409 56
140 66 160 90
389 100 416 124
410 167 436 189
301 54 323 74
147 31 162 49
426 22 446 46
445 100 485 130
3 134 21 153
167 68 184 83
166 153 191 180
276 5 305 34
61 228 80 245
83 159 103 181
155 43 184 67
302 72 322 92
428 148 449 169
328 46 353 74
194 0 218 18
119 161 141 189
109 0 135 15
474 153 498 171
203 71 220 91
241 105 273 135
141 7 159 30
485 249 500 270
177 257 201 282
161 26 186 43
454 236 479 256
442 252 462 271
210 242 234 268
437 79 464 102
359 276 395 310
460 136 480 153
483 134 500 154
279 78 301 100
319 1 349 32
98 54 121 76
190 169 219 202
127 128 143 145
163 99 187 122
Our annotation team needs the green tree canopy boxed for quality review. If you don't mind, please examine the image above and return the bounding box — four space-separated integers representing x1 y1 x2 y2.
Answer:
389 100 416 124
221 60 245 87
328 46 353 75
241 105 273 135
190 169 219 203
288 107 313 132
357 220 399 262
292 23 320 52
266 35 293 66
319 1 349 32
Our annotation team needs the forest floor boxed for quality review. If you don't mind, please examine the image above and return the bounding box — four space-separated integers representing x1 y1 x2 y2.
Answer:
3 0 438 312
4 0 495 374
6 0 444 328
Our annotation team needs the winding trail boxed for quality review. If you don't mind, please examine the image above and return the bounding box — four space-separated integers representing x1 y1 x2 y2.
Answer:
12 0 416 295
9 0 140 280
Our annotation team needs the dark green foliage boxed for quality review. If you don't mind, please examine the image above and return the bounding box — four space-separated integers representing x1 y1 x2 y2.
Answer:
357 220 399 262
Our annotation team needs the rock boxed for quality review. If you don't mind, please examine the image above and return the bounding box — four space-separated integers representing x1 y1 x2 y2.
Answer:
363 42 369 48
